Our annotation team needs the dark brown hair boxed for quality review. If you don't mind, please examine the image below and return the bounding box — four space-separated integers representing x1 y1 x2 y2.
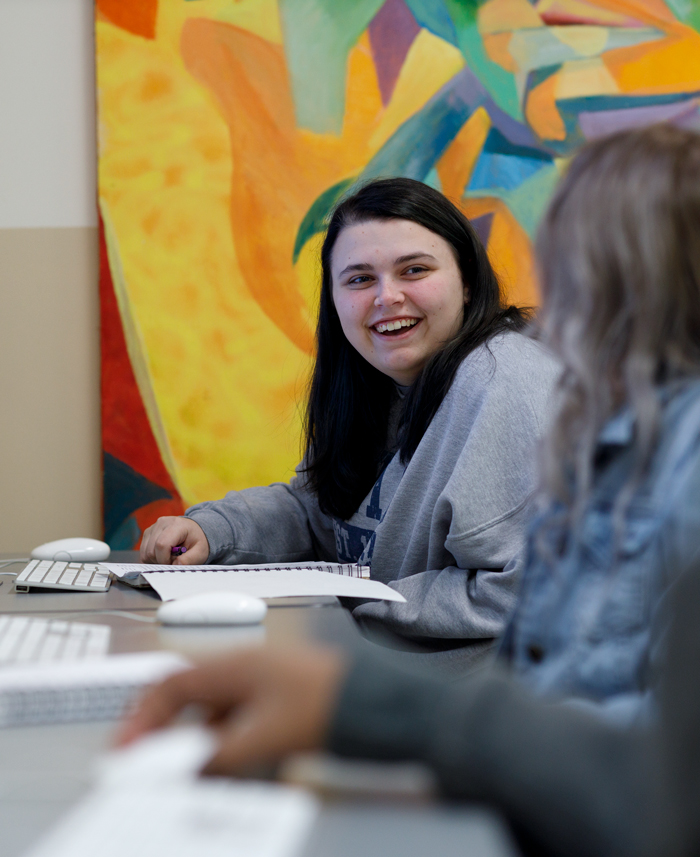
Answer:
303 177 527 519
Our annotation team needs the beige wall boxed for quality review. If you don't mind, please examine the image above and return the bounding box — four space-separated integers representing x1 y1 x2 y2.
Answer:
0 227 101 553
0 0 99 554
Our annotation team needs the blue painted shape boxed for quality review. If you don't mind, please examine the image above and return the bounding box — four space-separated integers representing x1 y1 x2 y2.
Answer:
469 151 546 192
109 515 142 551
466 161 559 237
404 0 459 44
468 128 553 193
360 67 552 184
483 127 552 161
103 452 172 546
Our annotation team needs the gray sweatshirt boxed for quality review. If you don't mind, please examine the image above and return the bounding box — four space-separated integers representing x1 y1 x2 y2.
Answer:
185 332 559 652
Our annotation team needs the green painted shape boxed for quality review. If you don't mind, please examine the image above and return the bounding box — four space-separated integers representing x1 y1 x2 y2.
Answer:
293 176 358 263
279 0 385 134
666 0 700 29
465 161 559 237
443 0 522 120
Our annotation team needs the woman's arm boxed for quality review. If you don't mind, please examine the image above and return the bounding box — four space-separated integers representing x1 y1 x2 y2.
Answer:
183 469 338 565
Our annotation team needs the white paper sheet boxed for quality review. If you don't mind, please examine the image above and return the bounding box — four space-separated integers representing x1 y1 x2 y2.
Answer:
101 564 406 603
143 568 405 603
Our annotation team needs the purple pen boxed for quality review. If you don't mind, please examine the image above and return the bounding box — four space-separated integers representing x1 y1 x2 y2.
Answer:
171 546 187 556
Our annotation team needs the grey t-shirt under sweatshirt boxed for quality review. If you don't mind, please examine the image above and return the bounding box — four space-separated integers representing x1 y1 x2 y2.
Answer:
185 332 560 653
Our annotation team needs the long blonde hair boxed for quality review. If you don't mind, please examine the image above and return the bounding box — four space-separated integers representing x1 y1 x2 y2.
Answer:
535 124 700 547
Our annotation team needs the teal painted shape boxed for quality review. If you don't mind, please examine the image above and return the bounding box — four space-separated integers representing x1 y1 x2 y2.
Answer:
279 0 385 134
109 515 142 551
452 20 522 120
405 0 521 119
424 167 443 191
466 162 559 237
404 0 459 44
293 176 358 263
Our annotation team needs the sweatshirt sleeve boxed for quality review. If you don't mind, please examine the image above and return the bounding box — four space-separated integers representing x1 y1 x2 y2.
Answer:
327 649 678 857
184 468 338 564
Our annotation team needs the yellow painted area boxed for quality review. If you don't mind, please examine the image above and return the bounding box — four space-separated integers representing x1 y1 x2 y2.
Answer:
606 29 700 92
551 25 609 54
437 108 492 199
97 17 311 504
479 0 543 34
97 0 695 519
556 56 620 98
156 0 283 47
369 29 465 152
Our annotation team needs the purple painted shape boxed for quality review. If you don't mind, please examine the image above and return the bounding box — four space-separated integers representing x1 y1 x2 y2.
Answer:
471 212 494 248
368 0 421 106
579 99 700 139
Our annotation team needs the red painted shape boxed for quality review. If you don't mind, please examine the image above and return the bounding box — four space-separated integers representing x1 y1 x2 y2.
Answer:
100 212 181 503
96 0 158 40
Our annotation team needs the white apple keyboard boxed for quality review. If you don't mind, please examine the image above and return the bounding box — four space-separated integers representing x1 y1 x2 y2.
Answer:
14 560 111 593
0 616 111 663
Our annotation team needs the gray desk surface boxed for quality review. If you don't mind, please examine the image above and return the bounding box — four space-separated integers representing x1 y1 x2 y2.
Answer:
0 552 518 857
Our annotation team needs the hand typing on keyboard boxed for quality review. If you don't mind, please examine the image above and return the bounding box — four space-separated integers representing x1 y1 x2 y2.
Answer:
116 646 348 776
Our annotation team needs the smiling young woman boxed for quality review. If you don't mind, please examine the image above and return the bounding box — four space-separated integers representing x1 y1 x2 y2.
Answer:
141 178 560 666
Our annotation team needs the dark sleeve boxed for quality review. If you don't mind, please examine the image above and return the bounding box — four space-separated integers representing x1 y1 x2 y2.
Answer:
327 651 680 857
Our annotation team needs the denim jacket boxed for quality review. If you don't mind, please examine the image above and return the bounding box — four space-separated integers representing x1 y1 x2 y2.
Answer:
500 379 700 723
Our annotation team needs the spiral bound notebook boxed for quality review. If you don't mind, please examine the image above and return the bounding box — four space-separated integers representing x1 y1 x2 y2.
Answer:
101 562 406 603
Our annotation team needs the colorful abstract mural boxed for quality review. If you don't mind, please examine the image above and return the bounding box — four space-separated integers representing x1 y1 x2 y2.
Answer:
96 0 700 548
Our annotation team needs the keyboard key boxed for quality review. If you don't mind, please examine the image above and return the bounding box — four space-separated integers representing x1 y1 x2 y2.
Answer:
28 567 48 582
61 569 79 586
15 560 38 582
76 570 93 587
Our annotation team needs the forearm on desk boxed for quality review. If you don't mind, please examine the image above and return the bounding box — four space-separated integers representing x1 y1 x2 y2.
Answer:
327 650 676 857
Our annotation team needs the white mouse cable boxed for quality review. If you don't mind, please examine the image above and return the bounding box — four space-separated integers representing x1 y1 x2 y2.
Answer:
0 558 29 572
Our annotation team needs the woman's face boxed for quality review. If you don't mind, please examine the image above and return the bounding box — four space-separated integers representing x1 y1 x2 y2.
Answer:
330 218 468 386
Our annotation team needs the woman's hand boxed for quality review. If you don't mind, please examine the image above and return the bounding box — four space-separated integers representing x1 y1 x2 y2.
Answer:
139 516 210 565
115 646 348 775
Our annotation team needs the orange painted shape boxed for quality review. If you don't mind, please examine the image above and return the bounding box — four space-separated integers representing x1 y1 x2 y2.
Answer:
96 0 158 40
437 108 492 200
526 73 567 141
606 30 700 93
483 33 518 73
460 198 539 308
180 19 381 356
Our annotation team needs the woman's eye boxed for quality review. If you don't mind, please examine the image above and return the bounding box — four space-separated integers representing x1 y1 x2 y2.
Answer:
347 275 372 286
405 266 428 275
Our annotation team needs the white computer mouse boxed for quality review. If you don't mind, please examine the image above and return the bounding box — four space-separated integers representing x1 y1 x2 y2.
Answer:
157 591 268 626
30 537 111 563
